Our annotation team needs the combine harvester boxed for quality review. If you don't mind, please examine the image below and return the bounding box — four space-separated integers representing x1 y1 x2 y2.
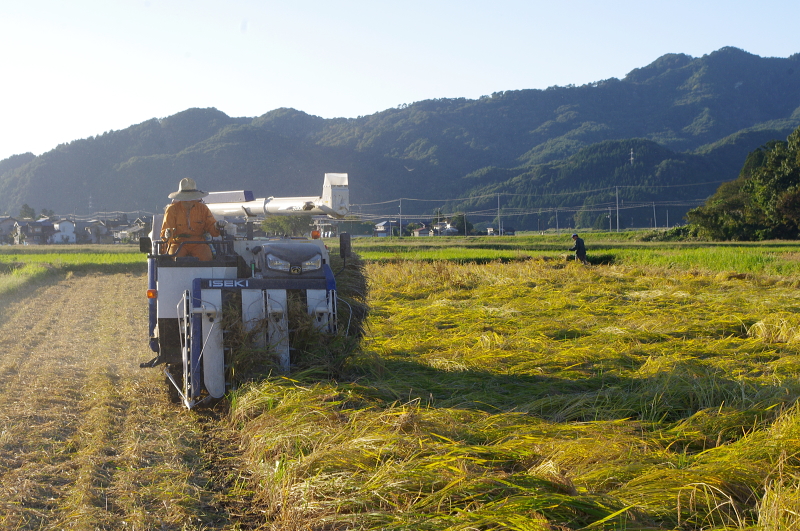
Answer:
139 173 352 409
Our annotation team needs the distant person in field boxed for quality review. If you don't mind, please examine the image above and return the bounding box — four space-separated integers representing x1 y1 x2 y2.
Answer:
570 233 588 265
160 178 221 261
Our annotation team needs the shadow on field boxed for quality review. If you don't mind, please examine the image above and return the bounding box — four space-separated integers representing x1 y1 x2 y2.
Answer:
587 253 616 265
359 356 791 432
562 253 616 265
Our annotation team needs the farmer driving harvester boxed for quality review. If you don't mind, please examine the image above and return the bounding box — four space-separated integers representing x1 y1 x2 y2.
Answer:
160 178 222 261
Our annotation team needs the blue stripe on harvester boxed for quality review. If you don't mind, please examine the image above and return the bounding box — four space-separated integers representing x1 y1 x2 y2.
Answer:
323 264 336 292
190 278 204 398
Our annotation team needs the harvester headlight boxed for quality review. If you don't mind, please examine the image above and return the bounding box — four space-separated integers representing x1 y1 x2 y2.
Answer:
301 254 322 272
266 253 291 272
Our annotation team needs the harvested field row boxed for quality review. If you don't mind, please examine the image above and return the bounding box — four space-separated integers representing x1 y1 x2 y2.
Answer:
0 272 233 530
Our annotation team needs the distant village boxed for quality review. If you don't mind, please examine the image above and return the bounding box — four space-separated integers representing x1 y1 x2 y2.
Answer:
371 220 514 237
0 214 150 245
0 215 515 245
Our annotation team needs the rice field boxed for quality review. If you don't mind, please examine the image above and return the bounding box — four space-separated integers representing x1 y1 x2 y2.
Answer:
355 233 800 276
0 244 143 295
2 237 800 529
227 234 800 530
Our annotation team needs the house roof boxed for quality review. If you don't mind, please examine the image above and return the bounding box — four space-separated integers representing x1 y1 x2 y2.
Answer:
375 220 407 228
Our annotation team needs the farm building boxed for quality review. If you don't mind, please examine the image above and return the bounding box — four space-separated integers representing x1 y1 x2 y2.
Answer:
51 219 76 244
487 226 516 236
13 218 55 245
430 221 459 236
112 218 150 243
374 220 402 237
75 220 114 244
0 217 17 244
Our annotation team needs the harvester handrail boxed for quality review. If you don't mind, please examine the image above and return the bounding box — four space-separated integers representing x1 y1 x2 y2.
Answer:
153 238 236 259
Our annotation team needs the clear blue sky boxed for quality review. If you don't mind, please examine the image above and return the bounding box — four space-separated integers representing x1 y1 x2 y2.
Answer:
1 0 798 162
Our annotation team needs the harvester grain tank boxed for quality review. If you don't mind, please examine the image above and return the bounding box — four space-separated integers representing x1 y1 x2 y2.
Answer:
139 173 351 409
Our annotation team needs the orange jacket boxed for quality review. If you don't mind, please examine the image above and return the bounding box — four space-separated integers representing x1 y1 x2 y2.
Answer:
161 200 220 245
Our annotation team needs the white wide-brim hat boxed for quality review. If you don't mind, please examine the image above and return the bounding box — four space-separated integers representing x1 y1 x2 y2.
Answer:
168 178 208 200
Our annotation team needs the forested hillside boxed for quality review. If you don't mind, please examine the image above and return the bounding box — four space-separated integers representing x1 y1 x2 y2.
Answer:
687 124 800 240
2 46 799 230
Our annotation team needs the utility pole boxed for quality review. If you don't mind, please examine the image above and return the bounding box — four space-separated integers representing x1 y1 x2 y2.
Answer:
497 193 501 235
398 199 402 238
652 202 657 229
615 186 620 232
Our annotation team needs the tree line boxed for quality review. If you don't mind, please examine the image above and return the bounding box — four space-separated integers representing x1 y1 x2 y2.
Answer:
687 125 800 240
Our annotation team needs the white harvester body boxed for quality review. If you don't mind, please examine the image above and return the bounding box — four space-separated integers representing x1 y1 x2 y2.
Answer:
141 174 350 409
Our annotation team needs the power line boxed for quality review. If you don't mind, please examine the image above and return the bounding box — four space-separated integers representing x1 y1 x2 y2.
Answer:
352 198 708 222
352 180 725 209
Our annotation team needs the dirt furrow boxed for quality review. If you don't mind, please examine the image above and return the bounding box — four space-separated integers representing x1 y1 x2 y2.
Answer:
0 272 232 530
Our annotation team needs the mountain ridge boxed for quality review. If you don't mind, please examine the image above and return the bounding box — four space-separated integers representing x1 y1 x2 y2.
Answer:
2 47 800 230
